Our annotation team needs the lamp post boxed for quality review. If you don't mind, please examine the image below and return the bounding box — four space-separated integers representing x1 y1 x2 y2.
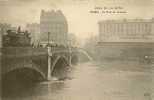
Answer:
47 32 51 80
48 32 50 46
0 28 2 49
68 38 72 65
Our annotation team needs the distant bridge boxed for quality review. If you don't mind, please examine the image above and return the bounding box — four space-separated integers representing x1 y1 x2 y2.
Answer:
1 46 90 82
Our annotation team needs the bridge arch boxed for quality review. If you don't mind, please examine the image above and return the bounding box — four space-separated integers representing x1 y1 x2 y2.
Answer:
51 55 69 78
2 66 46 96
2 65 46 83
71 49 93 63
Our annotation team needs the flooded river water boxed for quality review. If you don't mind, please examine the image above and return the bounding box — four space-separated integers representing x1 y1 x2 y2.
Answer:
2 61 154 100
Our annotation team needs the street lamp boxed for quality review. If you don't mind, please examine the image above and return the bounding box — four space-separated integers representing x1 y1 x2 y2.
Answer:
47 32 50 47
47 32 51 80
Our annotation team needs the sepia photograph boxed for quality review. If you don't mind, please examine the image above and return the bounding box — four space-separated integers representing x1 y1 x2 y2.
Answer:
0 0 154 100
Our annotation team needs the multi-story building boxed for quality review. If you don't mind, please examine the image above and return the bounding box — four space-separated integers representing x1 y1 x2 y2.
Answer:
26 23 40 44
98 18 154 42
40 10 68 45
96 19 154 61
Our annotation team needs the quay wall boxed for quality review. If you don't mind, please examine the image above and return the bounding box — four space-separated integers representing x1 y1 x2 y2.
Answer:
96 42 154 63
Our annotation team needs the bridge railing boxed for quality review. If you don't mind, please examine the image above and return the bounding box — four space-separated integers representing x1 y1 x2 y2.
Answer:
49 46 77 53
2 47 47 57
2 46 77 57
50 46 69 53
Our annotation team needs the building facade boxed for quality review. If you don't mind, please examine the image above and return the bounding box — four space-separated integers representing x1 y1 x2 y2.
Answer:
40 10 68 45
98 19 154 42
26 23 40 44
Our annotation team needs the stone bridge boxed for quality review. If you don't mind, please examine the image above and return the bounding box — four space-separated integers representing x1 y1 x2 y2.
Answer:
1 46 83 82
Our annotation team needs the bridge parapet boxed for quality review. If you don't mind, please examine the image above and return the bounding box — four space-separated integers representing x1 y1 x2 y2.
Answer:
50 47 69 53
2 47 47 57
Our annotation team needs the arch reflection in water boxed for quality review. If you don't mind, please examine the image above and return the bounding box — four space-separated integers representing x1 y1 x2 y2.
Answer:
2 67 46 97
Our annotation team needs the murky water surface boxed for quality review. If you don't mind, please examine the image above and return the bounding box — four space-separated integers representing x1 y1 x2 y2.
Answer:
2 61 154 100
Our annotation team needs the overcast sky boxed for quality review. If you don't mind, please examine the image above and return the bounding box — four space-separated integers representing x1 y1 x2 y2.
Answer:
0 0 154 39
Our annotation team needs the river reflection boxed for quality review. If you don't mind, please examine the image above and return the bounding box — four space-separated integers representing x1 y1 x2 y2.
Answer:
2 61 154 100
